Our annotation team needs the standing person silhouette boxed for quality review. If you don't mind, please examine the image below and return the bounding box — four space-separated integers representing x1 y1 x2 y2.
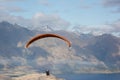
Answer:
46 70 50 76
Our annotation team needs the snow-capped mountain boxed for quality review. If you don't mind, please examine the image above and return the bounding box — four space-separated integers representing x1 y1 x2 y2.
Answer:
0 21 120 74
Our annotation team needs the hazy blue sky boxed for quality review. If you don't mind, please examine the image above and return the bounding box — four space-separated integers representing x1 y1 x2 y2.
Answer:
0 0 120 35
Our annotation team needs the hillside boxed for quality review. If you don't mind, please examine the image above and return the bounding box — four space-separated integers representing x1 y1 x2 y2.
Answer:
0 21 120 75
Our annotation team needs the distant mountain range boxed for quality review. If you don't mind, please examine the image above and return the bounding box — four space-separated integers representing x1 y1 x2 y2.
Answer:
0 21 120 74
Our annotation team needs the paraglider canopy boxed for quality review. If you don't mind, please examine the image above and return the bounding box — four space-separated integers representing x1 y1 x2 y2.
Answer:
25 33 71 48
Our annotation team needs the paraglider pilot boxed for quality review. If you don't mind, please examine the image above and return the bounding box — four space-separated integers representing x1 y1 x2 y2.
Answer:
46 70 50 76
25 33 71 77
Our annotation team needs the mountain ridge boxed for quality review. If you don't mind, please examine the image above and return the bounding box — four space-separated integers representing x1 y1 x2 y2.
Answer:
0 21 120 74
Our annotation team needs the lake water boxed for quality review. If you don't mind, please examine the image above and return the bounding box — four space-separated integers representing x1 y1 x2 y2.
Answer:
55 73 120 80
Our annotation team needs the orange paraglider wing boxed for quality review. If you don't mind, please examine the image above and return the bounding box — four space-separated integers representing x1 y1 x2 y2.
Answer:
25 33 71 48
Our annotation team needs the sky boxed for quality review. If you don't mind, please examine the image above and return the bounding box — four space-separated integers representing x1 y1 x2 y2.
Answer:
0 0 120 35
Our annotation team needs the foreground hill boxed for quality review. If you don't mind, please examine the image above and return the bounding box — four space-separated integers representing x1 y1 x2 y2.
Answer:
12 73 63 80
0 21 120 74
0 73 63 80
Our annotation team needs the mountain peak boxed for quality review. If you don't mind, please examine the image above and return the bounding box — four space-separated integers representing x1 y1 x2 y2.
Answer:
0 21 120 74
41 25 54 32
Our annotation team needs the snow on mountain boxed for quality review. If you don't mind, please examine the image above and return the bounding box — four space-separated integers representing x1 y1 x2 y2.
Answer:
0 21 120 74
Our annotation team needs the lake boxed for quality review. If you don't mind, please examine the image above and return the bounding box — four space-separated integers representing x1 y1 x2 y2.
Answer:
55 73 120 80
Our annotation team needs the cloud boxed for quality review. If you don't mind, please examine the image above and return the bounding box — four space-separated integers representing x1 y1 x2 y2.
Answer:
109 20 120 32
31 13 70 30
38 0 51 6
0 5 25 13
0 0 26 2
0 12 70 30
0 12 119 35
72 21 120 36
102 0 120 12
80 0 120 35
0 12 31 27
0 0 27 12
102 0 120 7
